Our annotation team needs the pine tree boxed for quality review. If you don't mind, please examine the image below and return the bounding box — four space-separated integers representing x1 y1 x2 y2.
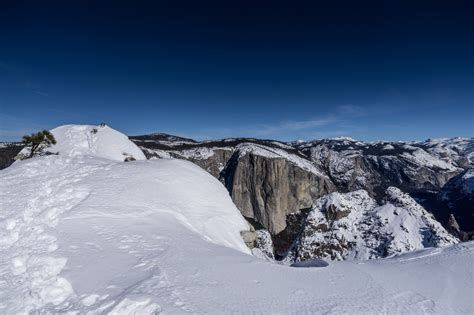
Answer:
22 130 57 158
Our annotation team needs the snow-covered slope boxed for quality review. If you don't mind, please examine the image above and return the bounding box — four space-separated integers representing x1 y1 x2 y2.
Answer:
18 124 146 162
295 187 458 261
1 125 472 314
418 137 474 165
49 124 146 161
0 147 250 313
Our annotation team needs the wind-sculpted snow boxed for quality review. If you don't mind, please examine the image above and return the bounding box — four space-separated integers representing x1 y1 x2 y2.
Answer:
18 124 146 162
0 154 250 313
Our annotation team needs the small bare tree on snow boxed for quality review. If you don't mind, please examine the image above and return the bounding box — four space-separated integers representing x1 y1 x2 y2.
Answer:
22 130 57 158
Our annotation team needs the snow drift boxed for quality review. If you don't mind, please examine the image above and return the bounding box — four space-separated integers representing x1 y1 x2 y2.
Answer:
18 124 146 162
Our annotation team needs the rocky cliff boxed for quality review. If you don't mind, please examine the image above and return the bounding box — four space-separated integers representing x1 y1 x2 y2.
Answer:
293 187 459 261
0 142 24 169
223 143 334 234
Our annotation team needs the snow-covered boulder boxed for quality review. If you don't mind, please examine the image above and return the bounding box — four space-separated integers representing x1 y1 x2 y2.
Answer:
295 187 458 261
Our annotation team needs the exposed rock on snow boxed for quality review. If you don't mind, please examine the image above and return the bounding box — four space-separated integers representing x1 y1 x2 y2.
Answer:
295 187 459 261
0 142 24 169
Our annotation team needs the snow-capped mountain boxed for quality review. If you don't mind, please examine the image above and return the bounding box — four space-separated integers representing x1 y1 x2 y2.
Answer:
1 124 473 314
293 137 467 197
294 187 458 261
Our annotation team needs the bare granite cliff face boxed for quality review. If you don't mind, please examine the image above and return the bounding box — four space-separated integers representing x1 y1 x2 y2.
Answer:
223 150 334 234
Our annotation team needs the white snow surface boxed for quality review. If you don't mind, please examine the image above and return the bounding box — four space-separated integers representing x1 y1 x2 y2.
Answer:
1 125 473 314
400 148 458 171
20 124 147 162
420 137 474 165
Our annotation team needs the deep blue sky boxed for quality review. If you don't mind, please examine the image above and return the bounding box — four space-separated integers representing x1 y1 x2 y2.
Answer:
0 0 473 141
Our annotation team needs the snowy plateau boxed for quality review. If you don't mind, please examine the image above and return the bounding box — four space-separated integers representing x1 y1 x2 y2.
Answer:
0 125 473 314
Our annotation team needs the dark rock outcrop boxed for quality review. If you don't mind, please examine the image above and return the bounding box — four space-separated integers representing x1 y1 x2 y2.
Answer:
0 143 24 170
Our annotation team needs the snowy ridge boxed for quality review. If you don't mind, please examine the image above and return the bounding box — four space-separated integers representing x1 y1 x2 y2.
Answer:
236 142 327 177
400 148 458 171
291 137 470 197
419 137 474 165
174 146 233 160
